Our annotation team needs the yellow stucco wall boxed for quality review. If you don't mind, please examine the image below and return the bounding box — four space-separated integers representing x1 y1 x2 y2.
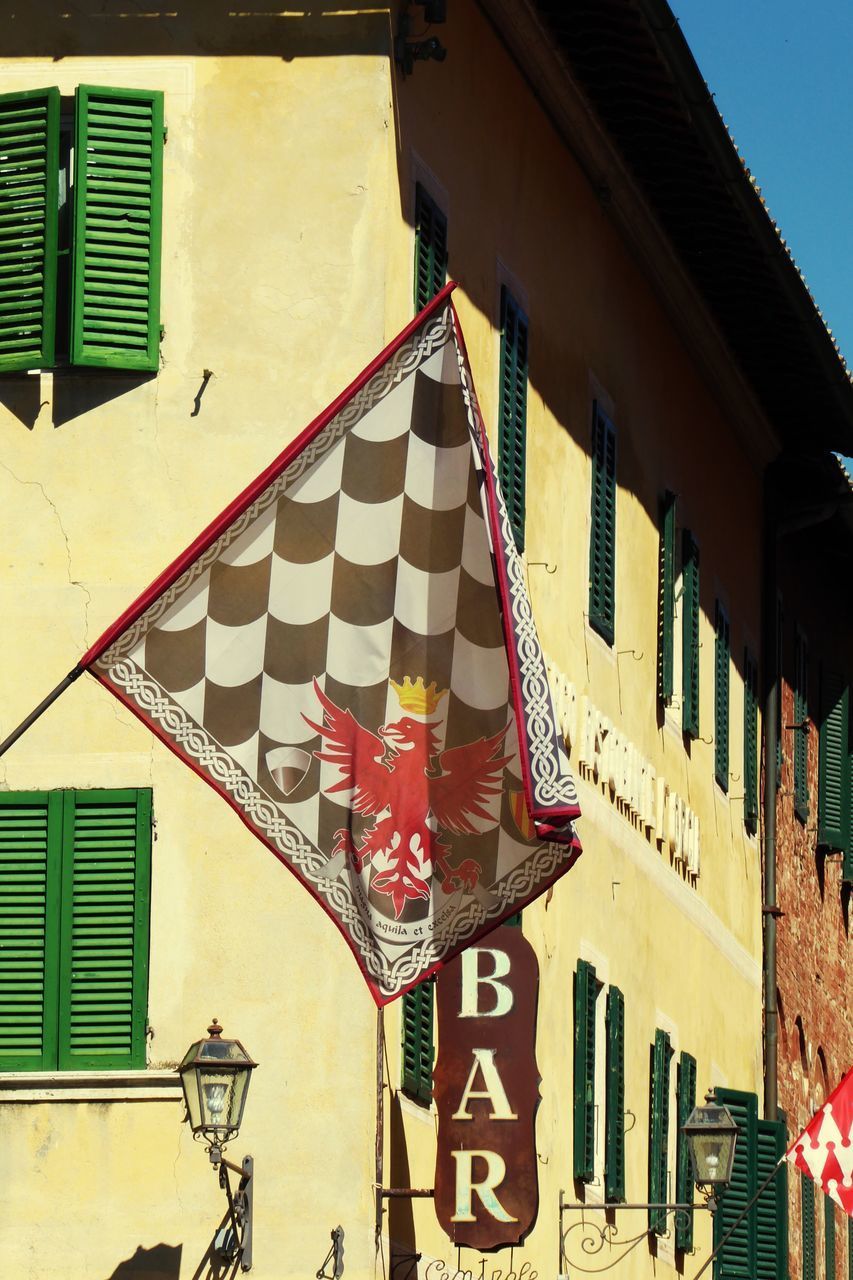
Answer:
0 3 766 1278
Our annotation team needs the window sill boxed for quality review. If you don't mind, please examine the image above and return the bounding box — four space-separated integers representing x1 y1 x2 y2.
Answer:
0 1069 182 1104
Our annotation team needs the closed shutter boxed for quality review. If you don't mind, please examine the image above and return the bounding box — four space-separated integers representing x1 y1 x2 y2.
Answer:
588 403 617 645
401 978 433 1104
682 532 700 738
658 491 676 703
801 1174 816 1280
70 85 163 371
715 602 731 791
649 1028 672 1234
756 1117 787 1280
794 629 809 821
818 670 849 852
715 1090 758 1280
0 87 60 372
0 792 62 1070
675 1051 697 1251
825 1194 836 1280
605 985 625 1202
744 651 759 834
573 959 597 1181
57 789 151 1069
498 287 529 553
413 182 447 313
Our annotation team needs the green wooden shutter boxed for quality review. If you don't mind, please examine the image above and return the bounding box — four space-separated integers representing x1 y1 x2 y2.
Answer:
715 1090 758 1280
801 1174 816 1280
818 670 849 851
756 1117 787 1280
413 182 447 313
649 1029 672 1234
675 1051 697 1250
682 532 700 738
498 287 529 553
744 651 759 834
57 789 151 1070
401 978 433 1104
70 86 163 371
588 403 617 645
794 629 809 822
573 959 597 1181
658 491 676 703
825 1194 836 1280
715 602 731 791
604 985 625 1202
0 87 60 372
0 792 62 1070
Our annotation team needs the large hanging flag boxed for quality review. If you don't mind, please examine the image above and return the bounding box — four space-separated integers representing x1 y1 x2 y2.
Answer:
74 283 581 1004
787 1068 853 1217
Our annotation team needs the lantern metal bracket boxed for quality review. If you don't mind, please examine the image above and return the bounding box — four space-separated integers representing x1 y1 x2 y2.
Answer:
212 1153 254 1272
558 1191 715 1275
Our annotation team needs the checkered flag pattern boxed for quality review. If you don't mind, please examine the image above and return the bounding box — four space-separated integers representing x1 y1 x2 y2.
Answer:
87 294 581 1003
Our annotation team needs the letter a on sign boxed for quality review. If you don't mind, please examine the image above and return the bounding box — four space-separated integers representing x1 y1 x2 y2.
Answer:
433 925 541 1249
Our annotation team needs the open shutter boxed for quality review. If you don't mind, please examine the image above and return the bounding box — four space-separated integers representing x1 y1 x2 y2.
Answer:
756 1118 787 1280
0 792 62 1070
714 602 731 791
588 403 617 644
744 651 759 834
0 87 59 372
819 670 849 851
498 287 529 552
658 492 676 703
71 86 163 371
413 182 447 313
57 789 151 1070
649 1029 672 1234
825 1194 836 1280
401 978 433 1104
682 532 700 738
605 985 625 1202
675 1051 697 1250
801 1174 816 1280
573 959 597 1181
715 1090 758 1280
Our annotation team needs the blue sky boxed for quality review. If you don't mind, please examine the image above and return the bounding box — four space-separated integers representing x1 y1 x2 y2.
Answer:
670 1 853 370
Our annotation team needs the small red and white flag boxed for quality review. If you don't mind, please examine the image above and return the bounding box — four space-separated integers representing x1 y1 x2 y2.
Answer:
786 1068 853 1218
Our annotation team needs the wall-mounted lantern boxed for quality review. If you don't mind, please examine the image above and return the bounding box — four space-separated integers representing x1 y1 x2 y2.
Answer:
180 1019 258 1272
682 1098 740 1198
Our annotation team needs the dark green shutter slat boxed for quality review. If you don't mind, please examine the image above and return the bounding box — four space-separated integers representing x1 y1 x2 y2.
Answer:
589 403 616 645
715 602 730 791
573 960 597 1182
658 491 676 703
802 1175 816 1280
71 86 163 371
401 978 433 1104
57 789 151 1069
413 183 446 314
0 88 59 372
605 985 625 1202
0 793 62 1069
675 1051 697 1250
819 670 849 851
498 287 528 553
756 1117 787 1280
744 651 759 834
825 1194 836 1280
649 1029 672 1234
682 532 700 738
714 1090 758 1280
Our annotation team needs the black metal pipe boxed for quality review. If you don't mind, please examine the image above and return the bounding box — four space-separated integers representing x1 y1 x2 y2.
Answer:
0 666 83 761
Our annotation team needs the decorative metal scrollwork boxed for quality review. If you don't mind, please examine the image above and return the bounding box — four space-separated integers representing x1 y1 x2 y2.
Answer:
559 1191 706 1275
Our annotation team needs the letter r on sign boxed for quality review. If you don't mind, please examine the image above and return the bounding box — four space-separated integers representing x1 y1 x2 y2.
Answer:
450 1150 519 1223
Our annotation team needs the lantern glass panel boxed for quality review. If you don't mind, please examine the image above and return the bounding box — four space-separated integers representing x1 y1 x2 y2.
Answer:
198 1066 251 1133
684 1104 739 1186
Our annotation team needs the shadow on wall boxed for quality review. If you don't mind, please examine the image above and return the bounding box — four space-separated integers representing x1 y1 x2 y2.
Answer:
106 1243 182 1280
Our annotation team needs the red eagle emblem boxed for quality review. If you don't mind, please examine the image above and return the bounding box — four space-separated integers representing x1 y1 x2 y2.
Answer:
304 678 512 919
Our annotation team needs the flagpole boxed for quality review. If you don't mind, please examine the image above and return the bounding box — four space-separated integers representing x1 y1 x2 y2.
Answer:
689 1155 786 1280
0 665 83 761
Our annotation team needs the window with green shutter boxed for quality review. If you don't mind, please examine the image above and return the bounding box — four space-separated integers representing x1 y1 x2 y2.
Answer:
818 669 850 853
604 985 625 1202
401 977 433 1105
413 182 447 314
648 1028 672 1234
573 959 598 1182
588 403 617 645
682 531 700 739
744 650 759 834
802 1174 816 1280
826 1193 837 1280
0 84 163 375
498 287 528 552
675 1051 697 1251
715 602 731 792
658 491 676 704
714 1089 788 1280
0 788 151 1071
794 629 810 822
